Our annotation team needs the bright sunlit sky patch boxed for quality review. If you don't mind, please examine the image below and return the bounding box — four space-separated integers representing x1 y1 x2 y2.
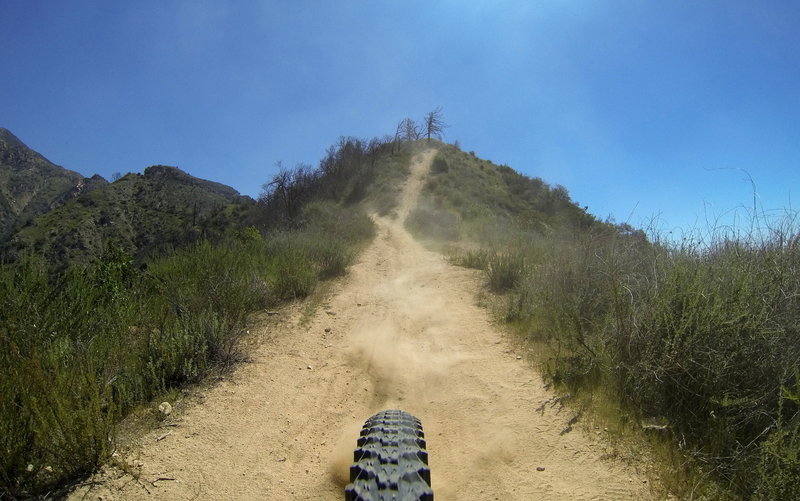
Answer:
2 1 798 234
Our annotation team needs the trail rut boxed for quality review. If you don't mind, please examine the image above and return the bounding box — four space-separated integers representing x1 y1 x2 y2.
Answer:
71 149 653 500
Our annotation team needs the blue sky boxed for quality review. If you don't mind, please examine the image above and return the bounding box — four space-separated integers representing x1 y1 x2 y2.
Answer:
2 1 798 236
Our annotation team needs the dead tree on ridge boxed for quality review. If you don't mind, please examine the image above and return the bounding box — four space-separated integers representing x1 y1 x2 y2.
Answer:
423 107 448 143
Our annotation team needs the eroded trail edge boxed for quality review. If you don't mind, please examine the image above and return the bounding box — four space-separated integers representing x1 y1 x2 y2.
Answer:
73 150 652 500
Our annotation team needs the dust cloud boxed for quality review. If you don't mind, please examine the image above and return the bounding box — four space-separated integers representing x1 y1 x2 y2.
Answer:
328 420 362 487
345 317 460 411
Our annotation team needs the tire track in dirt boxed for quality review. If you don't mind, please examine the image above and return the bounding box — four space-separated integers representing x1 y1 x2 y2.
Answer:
71 149 653 500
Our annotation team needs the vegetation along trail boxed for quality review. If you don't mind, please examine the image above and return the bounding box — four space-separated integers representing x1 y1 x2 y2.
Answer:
72 149 652 500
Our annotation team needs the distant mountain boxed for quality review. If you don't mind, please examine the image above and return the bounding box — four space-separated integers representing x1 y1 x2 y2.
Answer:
5 163 254 269
0 127 107 242
0 128 255 269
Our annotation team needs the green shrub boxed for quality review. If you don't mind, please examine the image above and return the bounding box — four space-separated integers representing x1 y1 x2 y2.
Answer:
450 248 490 270
486 251 527 292
305 237 352 279
757 406 800 500
617 237 800 494
265 241 317 300
0 256 127 497
431 156 449 173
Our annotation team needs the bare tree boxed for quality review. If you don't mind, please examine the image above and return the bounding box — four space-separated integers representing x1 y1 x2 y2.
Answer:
393 121 403 152
423 107 448 143
260 161 320 221
367 137 385 167
260 161 292 212
398 117 421 142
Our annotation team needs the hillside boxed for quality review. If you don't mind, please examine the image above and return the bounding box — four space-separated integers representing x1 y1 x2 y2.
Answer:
405 143 616 243
66 149 653 500
0 127 107 242
5 163 254 269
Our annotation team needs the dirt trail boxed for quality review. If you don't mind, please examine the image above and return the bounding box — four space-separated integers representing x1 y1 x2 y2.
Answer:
72 150 652 500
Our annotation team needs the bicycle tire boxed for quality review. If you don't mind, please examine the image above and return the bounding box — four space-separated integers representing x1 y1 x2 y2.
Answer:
344 409 433 501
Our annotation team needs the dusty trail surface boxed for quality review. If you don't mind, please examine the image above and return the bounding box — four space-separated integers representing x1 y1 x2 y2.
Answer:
72 150 652 500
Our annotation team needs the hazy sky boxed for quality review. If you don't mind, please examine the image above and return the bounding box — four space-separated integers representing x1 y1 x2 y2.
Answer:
2 1 798 236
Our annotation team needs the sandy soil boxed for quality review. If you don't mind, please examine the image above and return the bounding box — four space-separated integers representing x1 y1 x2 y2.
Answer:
70 149 654 500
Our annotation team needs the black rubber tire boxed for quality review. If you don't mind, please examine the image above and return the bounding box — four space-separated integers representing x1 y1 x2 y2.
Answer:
344 409 434 501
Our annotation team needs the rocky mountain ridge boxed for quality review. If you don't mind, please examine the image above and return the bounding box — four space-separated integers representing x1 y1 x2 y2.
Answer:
1 128 253 269
0 127 108 241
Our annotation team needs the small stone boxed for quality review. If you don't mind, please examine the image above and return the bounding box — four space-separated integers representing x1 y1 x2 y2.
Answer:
515 355 522 360
324 328 331 333
158 402 172 416
307 365 312 370
44 466 53 474
536 466 545 472
26 464 34 472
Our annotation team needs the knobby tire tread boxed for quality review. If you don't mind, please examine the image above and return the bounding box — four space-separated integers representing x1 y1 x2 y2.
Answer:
344 409 433 501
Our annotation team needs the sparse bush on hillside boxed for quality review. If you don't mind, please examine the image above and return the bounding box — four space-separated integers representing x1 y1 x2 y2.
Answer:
431 156 449 174
486 251 528 293
418 148 596 243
